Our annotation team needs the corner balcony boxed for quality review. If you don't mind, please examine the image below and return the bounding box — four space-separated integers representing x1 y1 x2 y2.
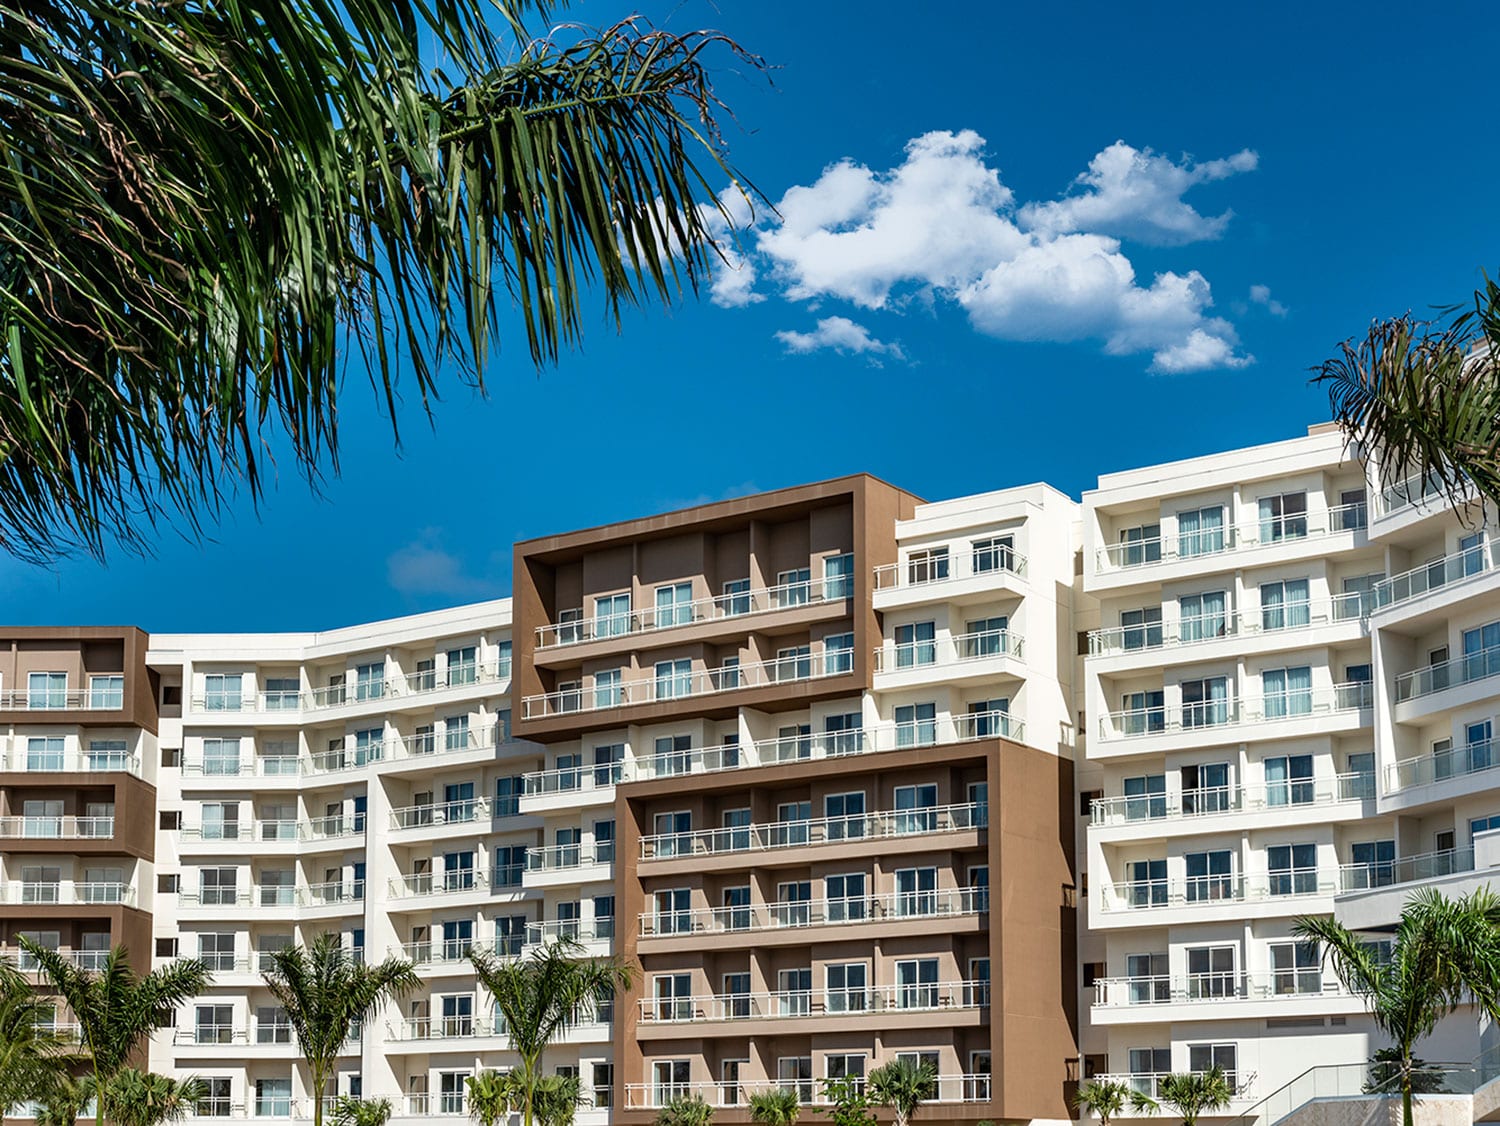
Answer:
0 687 129 712
523 844 612 888
521 652 853 722
1370 468 1474 536
519 762 620 814
534 574 852 654
622 1075 993 1111
387 871 487 902
1091 504 1367 589
1091 973 1358 1024
525 918 614 953
1094 871 1333 927
637 980 986 1036
872 629 1023 690
639 801 984 862
389 799 489 834
638 887 987 948
1087 599 1364 667
1089 773 1371 837
0 747 142 777
872 546 1027 610
628 710 1022 784
1334 846 1490 930
0 815 115 840
1094 685 1371 757
1386 740 1500 809
1394 644 1500 720
1371 540 1500 620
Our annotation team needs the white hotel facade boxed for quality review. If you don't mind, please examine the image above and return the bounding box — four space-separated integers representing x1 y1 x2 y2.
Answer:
29 422 1500 1124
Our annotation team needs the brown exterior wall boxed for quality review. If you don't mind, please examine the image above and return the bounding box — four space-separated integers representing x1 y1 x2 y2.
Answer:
0 627 157 731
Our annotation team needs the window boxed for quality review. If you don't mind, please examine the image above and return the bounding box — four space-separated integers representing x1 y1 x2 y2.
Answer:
1463 621 1500 685
1259 491 1308 541
894 702 937 747
1182 677 1229 727
86 738 128 772
256 1006 292 1044
776 881 812 926
894 783 938 833
442 715 469 752
826 962 867 1012
1184 850 1234 902
1185 945 1236 999
1119 522 1162 566
1125 953 1168 1003
1265 754 1314 805
654 889 692 934
1471 815 1500 842
894 867 936 916
593 593 631 639
1127 859 1166 906
1120 690 1165 735
353 727 384 765
200 867 238 906
1271 942 1323 995
654 734 693 775
655 582 694 628
654 659 692 700
895 958 939 1009
593 895 616 939
775 645 812 682
497 640 513 677
653 811 692 857
1268 843 1318 896
824 552 854 599
654 973 693 1021
894 622 936 668
713 655 741 690
723 885 751 931
493 846 525 888
1177 505 1226 556
87 674 124 709
966 697 1010 739
25 671 66 710
255 1078 292 1117
825 792 866 840
1180 762 1230 815
1347 839 1396 888
197 1078 232 1118
203 673 241 711
1189 1044 1237 1089
494 916 527 956
445 646 478 685
593 743 624 786
776 801 810 847
825 712 862 755
720 578 751 616
1178 590 1227 643
973 535 1015 573
777 568 812 607
592 1064 614 1110
652 1061 691 1104
906 548 949 584
824 632 854 674
826 873 866 922
198 932 236 972
438 1072 468 1115
354 661 384 701
1261 579 1311 631
1123 775 1166 820
1337 488 1368 530
200 802 240 841
203 738 241 776
1262 666 1313 718
1121 607 1163 651
969 864 990 911
778 1056 813 1102
258 934 291 972
593 668 622 709
1128 1049 1171 1097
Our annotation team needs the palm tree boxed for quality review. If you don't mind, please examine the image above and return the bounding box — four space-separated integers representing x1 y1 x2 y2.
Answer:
101 1070 204 1126
19 941 211 1126
1073 1079 1159 1126
0 964 67 1119
330 1096 393 1126
655 1094 713 1126
1156 1069 1232 1126
466 1071 521 1126
531 1074 581 1126
1295 887 1500 1126
36 1077 90 1126
468 939 633 1126
262 935 418 1126
746 1088 799 1126
1317 272 1500 514
0 0 763 564
867 1059 936 1126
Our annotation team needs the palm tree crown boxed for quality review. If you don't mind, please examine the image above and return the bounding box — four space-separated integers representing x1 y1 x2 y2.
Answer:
1074 1078 1158 1126
867 1059 937 1126
1156 1068 1232 1126
0 963 68 1117
262 934 419 1126
746 1087 799 1126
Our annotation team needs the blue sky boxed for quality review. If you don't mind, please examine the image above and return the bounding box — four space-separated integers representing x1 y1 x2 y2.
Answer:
5 0 1498 631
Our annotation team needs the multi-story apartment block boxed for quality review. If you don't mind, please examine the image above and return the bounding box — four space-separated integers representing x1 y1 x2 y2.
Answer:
11 424 1500 1126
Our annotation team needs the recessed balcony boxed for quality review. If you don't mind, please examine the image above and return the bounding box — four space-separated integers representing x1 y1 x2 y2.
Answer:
1395 644 1500 704
872 629 1022 688
639 801 984 861
1088 599 1364 661
638 980 987 1027
0 880 135 906
621 1074 993 1110
188 660 511 717
0 747 142 777
1092 503 1366 578
0 815 115 840
1096 871 1332 918
1095 684 1371 749
1089 773 1371 830
637 887 986 941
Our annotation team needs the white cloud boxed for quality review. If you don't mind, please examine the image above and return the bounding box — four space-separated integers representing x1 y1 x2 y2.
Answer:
1249 283 1289 317
738 131 1255 373
775 316 903 360
1019 142 1257 245
386 529 503 599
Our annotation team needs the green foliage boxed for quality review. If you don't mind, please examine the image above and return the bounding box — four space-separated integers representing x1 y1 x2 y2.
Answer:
819 1076 875 1126
1156 1069 1232 1126
467 1071 523 1126
532 1074 582 1126
1073 1079 1158 1126
19 940 211 1126
746 1087 801 1126
1316 270 1500 514
867 1059 937 1126
331 1096 395 1126
102 1070 205 1126
655 1093 714 1126
469 938 633 1126
0 963 68 1115
262 934 418 1126
1365 1051 1447 1096
0 0 764 564
37 1076 91 1126
1295 888 1500 1126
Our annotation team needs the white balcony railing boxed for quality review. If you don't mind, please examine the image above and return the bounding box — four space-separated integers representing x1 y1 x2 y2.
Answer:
639 887 988 938
1093 974 1345 1008
1096 503 1367 572
389 800 488 831
387 1016 504 1041
1098 684 1371 742
387 872 485 899
0 946 110 971
525 844 607 872
622 1074 993 1110
1372 540 1499 611
638 981 987 1024
400 1095 469 1117
535 572 853 649
1099 872 1334 912
1396 644 1500 702
189 661 510 715
522 651 854 720
1336 846 1476 893
640 801 984 860
1090 772 1372 826
1 749 142 776
525 919 614 946
872 629 1022 673
0 689 127 711
0 881 134 906
873 546 1026 591
0 815 114 839
1375 468 1453 516
1389 740 1500 792
182 731 511 779
1088 598 1365 657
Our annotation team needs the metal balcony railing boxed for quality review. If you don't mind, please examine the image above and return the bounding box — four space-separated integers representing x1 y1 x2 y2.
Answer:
638 887 988 938
872 629 1022 672
1092 973 1345 1008
1090 771 1372 825
639 980 988 1023
639 801 984 860
873 546 1025 591
0 815 114 839
1095 502 1367 571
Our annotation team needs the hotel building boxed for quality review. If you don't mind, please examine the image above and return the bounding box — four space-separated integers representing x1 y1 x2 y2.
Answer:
6 425 1500 1125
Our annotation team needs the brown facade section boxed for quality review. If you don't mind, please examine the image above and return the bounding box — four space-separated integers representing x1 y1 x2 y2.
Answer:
611 737 1077 1123
513 476 920 743
0 627 157 732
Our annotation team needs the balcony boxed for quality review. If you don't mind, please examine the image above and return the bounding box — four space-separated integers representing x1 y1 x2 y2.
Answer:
639 980 987 1026
1372 540 1499 613
0 815 114 840
179 818 364 846
523 844 611 887
622 1074 992 1110
1098 871 1333 915
387 871 486 900
521 652 853 721
1395 644 1500 703
0 946 110 972
0 687 128 711
872 628 1023 678
628 710 1023 783
1337 846 1476 894
0 881 135 906
392 938 513 969
1090 773 1371 828
189 661 510 716
872 546 1027 609
638 887 987 939
181 731 511 780
1092 973 1347 1009
520 762 620 812
1097 685 1371 745
1094 503 1366 575
0 748 142 776
525 918 614 948
535 573 852 650
1088 598 1364 658
639 801 984 861
390 799 488 831
386 1016 505 1042
1388 740 1500 796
